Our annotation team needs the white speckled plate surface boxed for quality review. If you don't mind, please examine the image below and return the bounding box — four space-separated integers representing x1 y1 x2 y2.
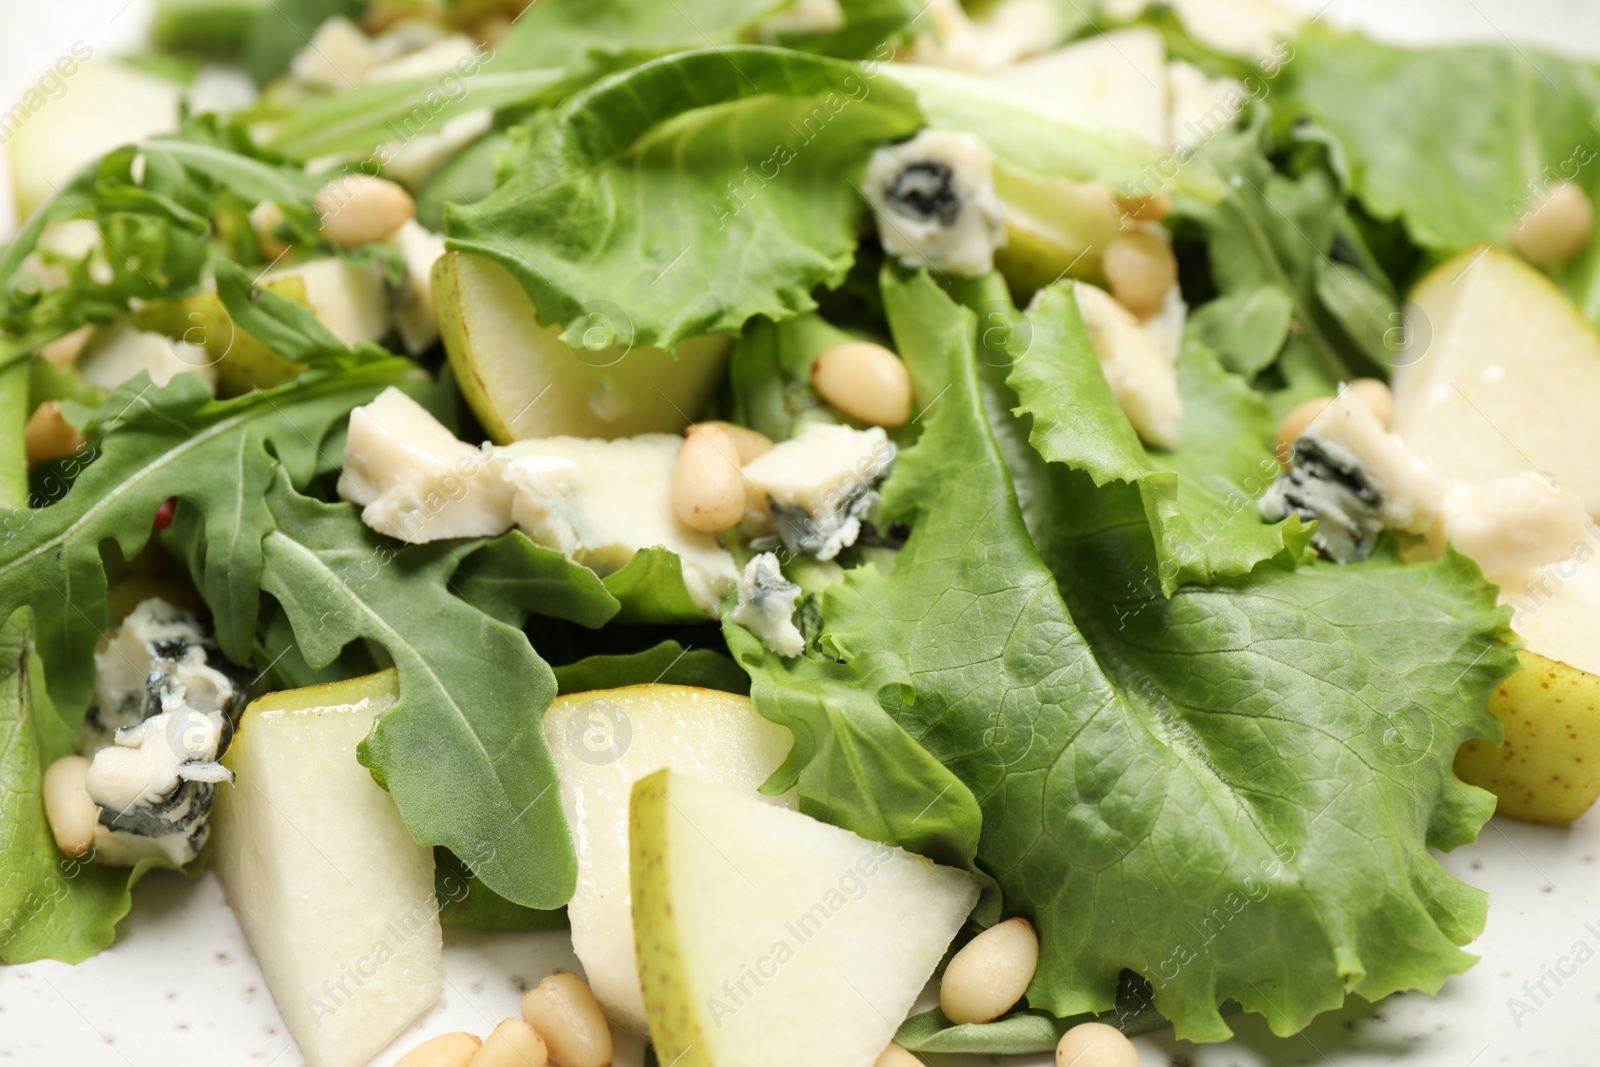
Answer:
3 2 1600 1065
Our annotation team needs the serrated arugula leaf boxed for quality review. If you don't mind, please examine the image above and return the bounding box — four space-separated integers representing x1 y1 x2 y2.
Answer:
446 47 922 352
725 623 984 871
0 609 193 964
972 277 1310 590
792 268 1516 1039
0 362 417 721
1284 31 1600 255
258 476 576 909
554 641 750 695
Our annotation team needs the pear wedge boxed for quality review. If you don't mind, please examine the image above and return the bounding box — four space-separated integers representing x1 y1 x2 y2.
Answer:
630 769 980 1067
212 670 443 1067
543 685 793 1033
433 251 730 443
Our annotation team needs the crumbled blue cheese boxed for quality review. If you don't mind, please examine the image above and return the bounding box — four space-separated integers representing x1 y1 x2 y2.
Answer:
863 130 1006 277
1261 391 1448 562
338 387 513 543
84 598 248 866
91 598 247 735
499 434 741 615
741 423 895 561
731 553 806 657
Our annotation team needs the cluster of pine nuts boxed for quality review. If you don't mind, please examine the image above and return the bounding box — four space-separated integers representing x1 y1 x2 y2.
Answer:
394 971 613 1067
669 337 913 535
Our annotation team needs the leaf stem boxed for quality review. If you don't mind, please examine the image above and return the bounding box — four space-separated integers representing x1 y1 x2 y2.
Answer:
0 359 29 511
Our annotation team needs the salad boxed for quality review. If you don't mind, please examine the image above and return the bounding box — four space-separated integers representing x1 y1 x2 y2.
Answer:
3 0 1599 1064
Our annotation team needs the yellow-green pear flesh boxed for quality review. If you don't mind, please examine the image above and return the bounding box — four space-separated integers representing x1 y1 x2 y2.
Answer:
1456 650 1600 825
543 685 794 1033
433 251 731 443
630 769 980 1067
212 670 443 1067
1392 245 1600 520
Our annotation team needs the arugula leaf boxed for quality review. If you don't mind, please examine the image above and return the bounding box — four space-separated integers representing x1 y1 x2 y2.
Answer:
0 362 417 722
451 529 619 631
0 609 193 964
796 268 1516 1039
1178 118 1393 382
434 848 568 931
259 476 577 909
554 641 750 695
602 547 718 625
446 46 923 352
894 972 1198 1052
725 623 984 871
1284 31 1600 254
955 275 1310 590
212 258 383 369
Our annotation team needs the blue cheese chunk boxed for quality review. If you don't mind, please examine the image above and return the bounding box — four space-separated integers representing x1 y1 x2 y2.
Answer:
731 553 806 657
339 387 514 543
1261 391 1448 562
91 598 247 736
499 434 741 615
84 598 248 866
741 424 896 561
863 130 1006 277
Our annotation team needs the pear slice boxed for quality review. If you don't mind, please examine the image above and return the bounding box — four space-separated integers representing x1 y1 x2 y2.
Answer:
543 685 794 1033
631 769 981 1067
1392 245 1600 519
211 670 443 1067
1455 649 1600 825
433 251 731 443
6 60 183 219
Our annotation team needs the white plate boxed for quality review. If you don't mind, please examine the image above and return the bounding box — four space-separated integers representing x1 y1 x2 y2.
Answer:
4 2 1600 1065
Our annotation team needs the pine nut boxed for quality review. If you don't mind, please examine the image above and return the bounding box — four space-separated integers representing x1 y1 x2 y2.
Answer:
1344 378 1392 427
314 174 416 249
1055 1022 1139 1067
43 756 99 858
520 971 613 1067
1513 182 1594 267
25 400 85 465
874 1042 926 1067
250 201 292 260
686 421 773 464
1275 396 1332 467
810 341 913 427
396 1032 482 1067
1102 231 1177 319
673 425 746 533
1113 192 1171 223
939 917 1039 1025
469 1019 548 1067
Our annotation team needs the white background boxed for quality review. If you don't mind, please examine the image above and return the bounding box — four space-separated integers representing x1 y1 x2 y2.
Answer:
2 1 1600 1065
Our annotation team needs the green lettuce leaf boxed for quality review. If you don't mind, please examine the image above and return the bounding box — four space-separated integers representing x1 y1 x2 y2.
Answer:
0 609 195 964
0 361 417 721
445 46 923 352
258 475 576 909
1284 31 1600 255
724 623 985 871
451 529 619 630
956 275 1310 590
554 641 750 695
787 268 1515 1039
